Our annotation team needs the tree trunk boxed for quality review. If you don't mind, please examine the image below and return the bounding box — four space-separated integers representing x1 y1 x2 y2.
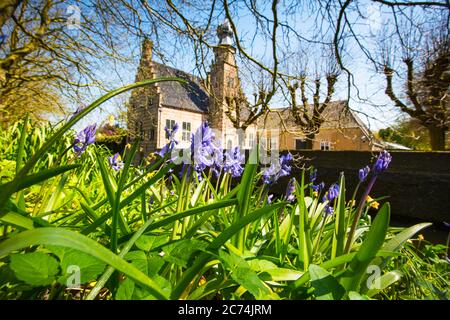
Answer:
0 0 22 28
427 126 446 151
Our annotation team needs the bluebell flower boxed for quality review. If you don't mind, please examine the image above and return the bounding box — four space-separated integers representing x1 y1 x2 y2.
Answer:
324 204 334 215
285 178 296 202
157 123 179 158
262 152 293 184
267 194 274 204
358 166 370 182
323 183 340 203
223 146 245 178
373 150 392 175
108 153 124 171
73 124 97 156
312 181 325 192
191 122 221 178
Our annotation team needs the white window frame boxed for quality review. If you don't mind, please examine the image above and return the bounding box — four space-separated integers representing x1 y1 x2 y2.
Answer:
182 121 191 141
320 141 331 151
165 119 175 140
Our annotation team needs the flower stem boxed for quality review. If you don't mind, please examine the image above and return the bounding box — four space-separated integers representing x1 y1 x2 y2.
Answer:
344 175 377 253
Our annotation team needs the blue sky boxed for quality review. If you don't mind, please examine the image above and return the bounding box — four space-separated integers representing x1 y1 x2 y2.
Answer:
73 1 418 133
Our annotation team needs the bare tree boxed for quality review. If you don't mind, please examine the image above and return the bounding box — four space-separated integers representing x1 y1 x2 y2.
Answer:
380 18 449 150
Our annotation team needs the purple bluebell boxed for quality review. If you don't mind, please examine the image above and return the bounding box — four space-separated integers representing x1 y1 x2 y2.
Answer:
285 178 296 202
323 183 340 203
191 122 221 178
73 124 97 156
157 123 179 158
262 152 293 184
324 204 334 215
267 194 274 204
358 166 370 182
373 150 392 175
312 181 325 192
108 153 124 171
223 146 245 178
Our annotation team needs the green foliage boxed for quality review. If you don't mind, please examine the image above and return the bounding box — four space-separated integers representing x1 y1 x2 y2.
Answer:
0 80 445 300
10 252 60 286
378 118 431 150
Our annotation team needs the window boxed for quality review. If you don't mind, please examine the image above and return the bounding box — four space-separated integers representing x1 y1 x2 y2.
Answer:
320 141 331 151
149 128 155 141
149 97 154 106
295 139 308 150
182 122 191 141
165 119 175 139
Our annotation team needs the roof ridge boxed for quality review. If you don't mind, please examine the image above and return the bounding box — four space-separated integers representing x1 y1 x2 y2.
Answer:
151 61 204 83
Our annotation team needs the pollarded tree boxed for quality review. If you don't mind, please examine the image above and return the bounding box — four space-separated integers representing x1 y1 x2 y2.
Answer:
382 27 449 150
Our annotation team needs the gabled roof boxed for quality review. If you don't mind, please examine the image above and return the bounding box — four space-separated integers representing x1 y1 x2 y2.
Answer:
257 101 380 144
152 62 209 113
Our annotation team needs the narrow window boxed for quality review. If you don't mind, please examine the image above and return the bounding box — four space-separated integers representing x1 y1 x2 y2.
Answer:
182 122 191 141
149 128 155 140
165 119 175 139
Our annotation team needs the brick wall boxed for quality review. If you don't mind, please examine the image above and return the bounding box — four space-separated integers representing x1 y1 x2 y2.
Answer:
269 150 450 223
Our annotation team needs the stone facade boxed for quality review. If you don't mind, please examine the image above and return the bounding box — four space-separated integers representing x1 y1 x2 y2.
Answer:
127 21 380 159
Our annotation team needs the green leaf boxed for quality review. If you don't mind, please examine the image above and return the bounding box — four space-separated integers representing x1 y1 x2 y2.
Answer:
383 223 432 252
16 114 29 174
46 246 106 285
135 235 168 252
309 264 345 300
234 147 258 251
162 239 208 268
0 228 168 299
116 278 135 300
219 251 275 299
339 203 391 292
124 251 148 274
171 202 285 299
0 165 80 195
10 252 59 286
331 173 346 259
0 212 34 230
248 259 303 282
